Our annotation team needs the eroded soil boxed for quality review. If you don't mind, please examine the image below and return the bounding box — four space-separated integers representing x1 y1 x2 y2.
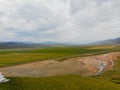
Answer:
0 52 120 77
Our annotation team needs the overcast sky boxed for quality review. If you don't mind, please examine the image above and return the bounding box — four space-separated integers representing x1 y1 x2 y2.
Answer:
0 0 120 44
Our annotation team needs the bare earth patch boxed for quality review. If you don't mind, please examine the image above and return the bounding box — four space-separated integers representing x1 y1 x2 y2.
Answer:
0 52 120 77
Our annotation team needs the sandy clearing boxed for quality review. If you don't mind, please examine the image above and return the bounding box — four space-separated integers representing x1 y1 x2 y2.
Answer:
0 52 120 77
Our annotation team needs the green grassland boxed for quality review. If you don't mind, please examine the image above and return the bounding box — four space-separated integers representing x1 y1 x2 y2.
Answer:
0 45 120 90
0 45 119 67
0 76 120 90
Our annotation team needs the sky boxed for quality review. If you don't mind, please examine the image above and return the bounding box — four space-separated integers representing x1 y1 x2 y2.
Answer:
0 0 120 44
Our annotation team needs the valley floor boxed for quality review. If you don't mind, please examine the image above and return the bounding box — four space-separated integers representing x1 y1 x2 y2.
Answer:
0 46 120 90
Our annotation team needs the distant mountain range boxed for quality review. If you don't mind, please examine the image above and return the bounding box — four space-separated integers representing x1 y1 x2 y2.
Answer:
0 37 119 49
92 37 120 45
0 42 65 49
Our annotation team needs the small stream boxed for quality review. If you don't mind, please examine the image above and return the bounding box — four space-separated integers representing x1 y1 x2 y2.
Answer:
95 61 107 75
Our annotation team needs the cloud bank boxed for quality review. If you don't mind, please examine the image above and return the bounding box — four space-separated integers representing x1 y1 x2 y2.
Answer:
0 0 120 44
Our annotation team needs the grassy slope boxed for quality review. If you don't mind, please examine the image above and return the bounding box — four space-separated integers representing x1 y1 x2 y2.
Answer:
0 46 119 67
0 76 120 90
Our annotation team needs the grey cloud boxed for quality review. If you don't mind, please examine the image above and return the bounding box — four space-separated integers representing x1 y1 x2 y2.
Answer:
0 0 120 44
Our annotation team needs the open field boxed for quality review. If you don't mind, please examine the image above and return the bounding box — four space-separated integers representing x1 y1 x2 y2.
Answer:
0 76 120 90
0 46 119 67
0 45 119 90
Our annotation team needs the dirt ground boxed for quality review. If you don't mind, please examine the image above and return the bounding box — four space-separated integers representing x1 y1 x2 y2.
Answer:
0 52 120 77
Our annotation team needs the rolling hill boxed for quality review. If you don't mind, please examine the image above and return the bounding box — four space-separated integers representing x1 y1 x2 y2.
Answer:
92 37 120 45
0 37 120 49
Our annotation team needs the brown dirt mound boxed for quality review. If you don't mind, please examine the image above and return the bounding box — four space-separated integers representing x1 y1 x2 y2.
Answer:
0 52 120 77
